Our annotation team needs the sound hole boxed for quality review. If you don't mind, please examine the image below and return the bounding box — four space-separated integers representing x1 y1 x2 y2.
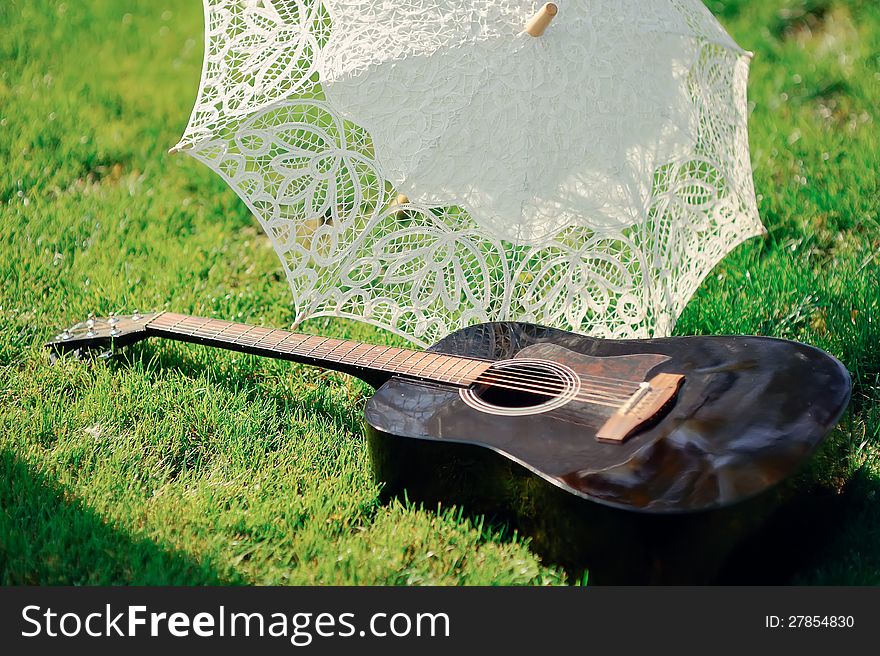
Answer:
459 359 581 417
475 363 563 408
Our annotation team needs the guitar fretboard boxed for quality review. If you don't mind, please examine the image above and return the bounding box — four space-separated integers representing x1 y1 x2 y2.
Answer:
147 312 491 387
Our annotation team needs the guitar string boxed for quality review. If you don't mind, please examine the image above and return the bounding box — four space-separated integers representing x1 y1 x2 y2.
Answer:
148 315 644 387
136 315 620 419
160 323 637 404
464 366 638 395
467 380 625 407
145 318 643 406
474 373 631 399
464 386 622 409
146 318 639 405
147 317 642 395
146 318 640 404
466 373 630 405
155 326 633 406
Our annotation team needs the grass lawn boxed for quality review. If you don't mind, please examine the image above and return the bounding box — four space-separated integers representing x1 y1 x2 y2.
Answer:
1 0 878 585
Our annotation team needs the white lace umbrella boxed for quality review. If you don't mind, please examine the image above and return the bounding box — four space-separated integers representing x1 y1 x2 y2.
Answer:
173 0 764 346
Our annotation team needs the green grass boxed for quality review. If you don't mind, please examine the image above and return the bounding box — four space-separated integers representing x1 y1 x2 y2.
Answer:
0 0 877 585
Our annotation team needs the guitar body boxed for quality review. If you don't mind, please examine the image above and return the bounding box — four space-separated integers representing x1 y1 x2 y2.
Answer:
365 322 851 583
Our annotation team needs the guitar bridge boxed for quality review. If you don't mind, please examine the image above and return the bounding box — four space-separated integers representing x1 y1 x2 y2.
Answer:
596 373 685 444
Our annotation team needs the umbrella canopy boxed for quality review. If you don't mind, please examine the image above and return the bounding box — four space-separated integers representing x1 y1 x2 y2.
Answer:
174 0 764 347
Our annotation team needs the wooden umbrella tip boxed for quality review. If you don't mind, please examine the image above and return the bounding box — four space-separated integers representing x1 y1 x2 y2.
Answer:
525 3 559 37
168 143 192 155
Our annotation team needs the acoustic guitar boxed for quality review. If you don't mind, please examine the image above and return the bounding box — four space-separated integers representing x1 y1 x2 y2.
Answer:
47 312 851 583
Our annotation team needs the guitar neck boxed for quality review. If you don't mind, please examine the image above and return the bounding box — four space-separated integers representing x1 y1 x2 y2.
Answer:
145 312 490 389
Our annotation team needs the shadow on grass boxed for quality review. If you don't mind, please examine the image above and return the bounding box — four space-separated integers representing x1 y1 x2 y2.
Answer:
716 484 848 584
717 459 880 585
791 465 880 585
0 448 237 585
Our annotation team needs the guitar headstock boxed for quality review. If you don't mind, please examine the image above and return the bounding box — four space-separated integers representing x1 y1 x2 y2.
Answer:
46 311 160 359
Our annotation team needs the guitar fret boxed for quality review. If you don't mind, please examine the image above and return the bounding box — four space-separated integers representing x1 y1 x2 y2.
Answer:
210 320 232 341
455 361 478 383
277 332 310 355
383 349 415 371
306 337 331 358
415 353 443 378
321 339 347 360
315 338 342 356
210 321 236 342
406 353 431 375
358 344 383 366
458 358 484 383
459 360 490 384
266 329 284 348
457 358 488 385
374 347 400 370
276 332 299 351
249 327 274 347
159 315 181 331
184 320 210 339
396 351 422 373
234 324 258 347
371 346 396 368
180 316 209 336
371 348 392 367
168 314 188 332
335 341 361 364
293 335 315 356
172 316 194 334
432 356 461 383
222 322 250 341
389 349 412 369
443 358 470 383
377 348 407 370
339 343 371 363
438 356 466 383
271 330 289 350
196 320 215 339
434 356 457 378
237 326 259 346
256 329 277 348
150 314 171 329
347 344 385 370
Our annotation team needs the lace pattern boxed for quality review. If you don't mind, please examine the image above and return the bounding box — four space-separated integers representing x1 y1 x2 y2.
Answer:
177 1 763 347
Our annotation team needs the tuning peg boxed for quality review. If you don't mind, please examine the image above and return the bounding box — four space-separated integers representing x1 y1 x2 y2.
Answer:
110 326 122 337
108 312 118 326
132 310 141 321
60 329 72 341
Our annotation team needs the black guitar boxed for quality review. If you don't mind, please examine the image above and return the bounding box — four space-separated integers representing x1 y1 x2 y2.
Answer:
47 312 851 583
